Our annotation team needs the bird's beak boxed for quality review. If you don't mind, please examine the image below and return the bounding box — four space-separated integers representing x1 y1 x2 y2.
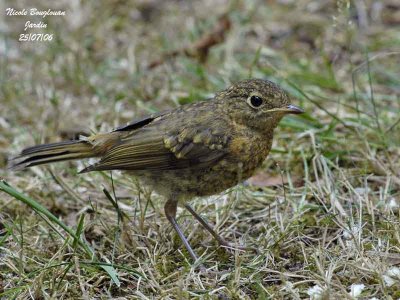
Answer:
285 104 304 114
265 104 304 115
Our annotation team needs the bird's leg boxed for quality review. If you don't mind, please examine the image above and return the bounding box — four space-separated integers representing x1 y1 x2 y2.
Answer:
164 199 205 269
184 204 257 253
184 204 230 246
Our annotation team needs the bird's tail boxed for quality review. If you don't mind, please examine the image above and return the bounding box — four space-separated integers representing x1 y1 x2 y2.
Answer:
11 140 96 170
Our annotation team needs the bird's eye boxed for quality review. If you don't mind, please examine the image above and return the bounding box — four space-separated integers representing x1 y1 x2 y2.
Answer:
247 95 264 108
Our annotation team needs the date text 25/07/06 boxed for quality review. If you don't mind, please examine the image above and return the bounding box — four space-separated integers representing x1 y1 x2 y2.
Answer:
19 33 53 42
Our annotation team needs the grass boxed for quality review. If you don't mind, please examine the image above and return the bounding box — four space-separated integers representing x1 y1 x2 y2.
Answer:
1 0 400 298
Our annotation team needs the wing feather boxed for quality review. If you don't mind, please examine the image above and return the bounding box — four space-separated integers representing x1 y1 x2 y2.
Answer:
81 124 230 173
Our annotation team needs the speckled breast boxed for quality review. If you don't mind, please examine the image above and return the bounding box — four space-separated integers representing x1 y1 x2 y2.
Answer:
194 132 273 196
141 131 273 199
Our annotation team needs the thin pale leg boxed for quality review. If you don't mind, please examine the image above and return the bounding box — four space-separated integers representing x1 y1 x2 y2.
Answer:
164 199 205 270
184 204 258 253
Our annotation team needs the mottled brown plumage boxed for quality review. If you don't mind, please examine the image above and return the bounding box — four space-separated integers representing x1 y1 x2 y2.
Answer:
13 79 303 268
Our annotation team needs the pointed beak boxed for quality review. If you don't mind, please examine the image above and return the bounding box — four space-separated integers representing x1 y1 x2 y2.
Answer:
265 104 304 115
285 104 304 114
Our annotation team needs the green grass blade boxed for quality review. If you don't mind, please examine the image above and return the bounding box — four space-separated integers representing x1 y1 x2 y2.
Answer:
0 179 121 287
72 213 85 251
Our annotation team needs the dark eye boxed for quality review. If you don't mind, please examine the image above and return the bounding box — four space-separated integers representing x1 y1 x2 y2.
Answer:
247 95 264 108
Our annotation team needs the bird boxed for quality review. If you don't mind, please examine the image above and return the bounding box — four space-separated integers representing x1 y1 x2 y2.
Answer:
12 78 303 267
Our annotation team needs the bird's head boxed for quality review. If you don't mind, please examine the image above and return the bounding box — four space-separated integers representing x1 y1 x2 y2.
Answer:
217 79 304 132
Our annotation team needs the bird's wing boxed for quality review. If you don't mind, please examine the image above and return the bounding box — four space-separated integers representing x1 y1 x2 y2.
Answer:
80 123 230 173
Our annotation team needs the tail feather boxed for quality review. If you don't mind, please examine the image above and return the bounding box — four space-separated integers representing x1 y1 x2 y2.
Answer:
11 140 96 170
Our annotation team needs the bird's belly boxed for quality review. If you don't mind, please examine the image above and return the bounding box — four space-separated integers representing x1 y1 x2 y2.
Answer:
136 169 239 200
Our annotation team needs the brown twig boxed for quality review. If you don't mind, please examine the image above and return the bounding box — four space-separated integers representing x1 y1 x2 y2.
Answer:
148 14 231 69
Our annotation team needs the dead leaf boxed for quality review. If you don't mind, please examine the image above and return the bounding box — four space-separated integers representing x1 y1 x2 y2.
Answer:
247 172 303 188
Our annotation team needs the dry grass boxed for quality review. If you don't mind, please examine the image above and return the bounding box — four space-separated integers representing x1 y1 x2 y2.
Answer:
1 0 400 298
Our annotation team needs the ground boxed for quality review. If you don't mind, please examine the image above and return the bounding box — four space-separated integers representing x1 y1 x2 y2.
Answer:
1 0 400 299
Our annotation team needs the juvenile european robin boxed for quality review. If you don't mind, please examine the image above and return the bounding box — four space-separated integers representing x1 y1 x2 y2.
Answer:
13 79 303 265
